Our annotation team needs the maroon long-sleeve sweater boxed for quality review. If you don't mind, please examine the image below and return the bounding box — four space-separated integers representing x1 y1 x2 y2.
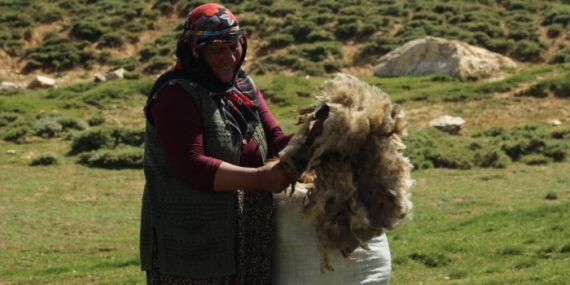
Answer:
147 83 293 191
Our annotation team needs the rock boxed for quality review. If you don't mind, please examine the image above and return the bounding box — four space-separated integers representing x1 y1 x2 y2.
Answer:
6 150 16 155
28 75 56 89
105 68 125 80
429 115 466 135
548 119 562 126
375 37 517 78
94 73 107 82
0 81 20 92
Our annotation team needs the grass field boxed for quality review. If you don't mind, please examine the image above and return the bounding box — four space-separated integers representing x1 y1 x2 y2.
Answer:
1 67 570 284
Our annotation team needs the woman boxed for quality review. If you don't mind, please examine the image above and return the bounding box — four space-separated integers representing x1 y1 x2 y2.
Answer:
140 3 294 284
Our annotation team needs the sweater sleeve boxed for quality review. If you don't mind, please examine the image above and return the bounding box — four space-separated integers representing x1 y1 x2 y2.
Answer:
148 83 223 191
256 87 295 158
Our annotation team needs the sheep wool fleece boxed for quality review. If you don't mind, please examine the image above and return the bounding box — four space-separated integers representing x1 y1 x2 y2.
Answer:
140 78 268 279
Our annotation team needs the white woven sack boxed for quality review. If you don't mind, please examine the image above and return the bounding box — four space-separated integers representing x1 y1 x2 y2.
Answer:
272 187 391 285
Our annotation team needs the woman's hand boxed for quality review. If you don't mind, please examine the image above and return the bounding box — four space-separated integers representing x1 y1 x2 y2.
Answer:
213 161 294 192
255 160 295 193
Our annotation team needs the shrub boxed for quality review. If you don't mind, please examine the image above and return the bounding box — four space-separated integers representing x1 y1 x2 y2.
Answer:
549 47 570 64
87 113 105 126
97 32 126 49
107 56 140 71
69 127 145 155
69 127 115 154
143 56 173 74
426 149 474 170
264 34 294 48
55 115 89 131
520 81 550 98
512 40 544 62
34 117 63 138
547 24 563 38
545 191 558 200
473 146 512 168
2 126 30 143
542 9 570 26
77 148 144 169
293 61 325 76
286 20 320 41
337 22 361 38
124 71 143 80
288 42 343 62
30 152 58 166
520 154 552 165
306 31 335 42
70 19 109 42
263 54 299 67
0 112 22 127
307 13 336 25
267 3 298 17
549 78 570 98
486 39 516 54
543 141 569 162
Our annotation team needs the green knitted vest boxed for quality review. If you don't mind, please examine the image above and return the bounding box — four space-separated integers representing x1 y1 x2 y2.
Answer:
140 79 268 278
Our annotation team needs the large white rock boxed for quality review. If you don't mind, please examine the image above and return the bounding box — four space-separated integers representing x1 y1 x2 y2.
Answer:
375 37 517 77
28 75 56 89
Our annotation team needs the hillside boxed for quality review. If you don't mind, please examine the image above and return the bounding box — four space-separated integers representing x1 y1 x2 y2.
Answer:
2 0 570 86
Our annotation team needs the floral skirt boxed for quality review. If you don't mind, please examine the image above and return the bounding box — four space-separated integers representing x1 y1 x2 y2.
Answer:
146 190 274 285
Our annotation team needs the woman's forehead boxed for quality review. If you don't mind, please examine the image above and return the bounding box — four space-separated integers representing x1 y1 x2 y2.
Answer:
204 41 239 50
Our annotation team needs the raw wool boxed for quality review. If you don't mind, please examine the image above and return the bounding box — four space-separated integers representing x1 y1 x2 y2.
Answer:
278 73 414 272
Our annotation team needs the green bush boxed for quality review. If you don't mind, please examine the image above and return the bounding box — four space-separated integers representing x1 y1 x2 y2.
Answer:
2 126 30 143
542 9 570 26
77 148 143 169
545 191 558 200
69 127 115 154
543 141 569 162
87 113 105 126
70 19 109 42
520 81 550 98
34 117 63 138
520 154 552 165
263 54 299 67
285 20 320 41
549 78 570 98
124 71 143 80
288 42 343 62
264 34 294 48
512 40 543 62
97 32 127 49
69 126 145 155
549 47 570 64
143 56 173 74
0 112 22 127
30 152 58 166
306 31 335 42
107 57 140 71
547 24 563 38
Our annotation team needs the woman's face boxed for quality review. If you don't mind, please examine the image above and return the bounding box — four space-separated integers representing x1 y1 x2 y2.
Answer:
202 41 242 83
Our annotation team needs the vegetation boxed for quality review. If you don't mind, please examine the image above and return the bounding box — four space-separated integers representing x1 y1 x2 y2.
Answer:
1 0 570 284
2 0 570 76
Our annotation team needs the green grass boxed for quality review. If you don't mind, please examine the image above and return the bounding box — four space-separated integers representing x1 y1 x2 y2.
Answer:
390 164 570 285
1 64 570 284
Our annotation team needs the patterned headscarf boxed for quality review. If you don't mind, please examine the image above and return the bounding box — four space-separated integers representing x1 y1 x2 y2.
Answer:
183 3 244 59
173 3 260 139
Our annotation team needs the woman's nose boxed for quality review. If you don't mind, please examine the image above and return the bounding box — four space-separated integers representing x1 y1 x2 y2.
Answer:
222 48 236 64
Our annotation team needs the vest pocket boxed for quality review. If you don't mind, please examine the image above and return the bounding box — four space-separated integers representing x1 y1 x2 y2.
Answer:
175 221 209 260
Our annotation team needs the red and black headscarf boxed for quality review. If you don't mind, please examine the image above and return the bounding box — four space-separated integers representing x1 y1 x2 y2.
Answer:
148 3 260 139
